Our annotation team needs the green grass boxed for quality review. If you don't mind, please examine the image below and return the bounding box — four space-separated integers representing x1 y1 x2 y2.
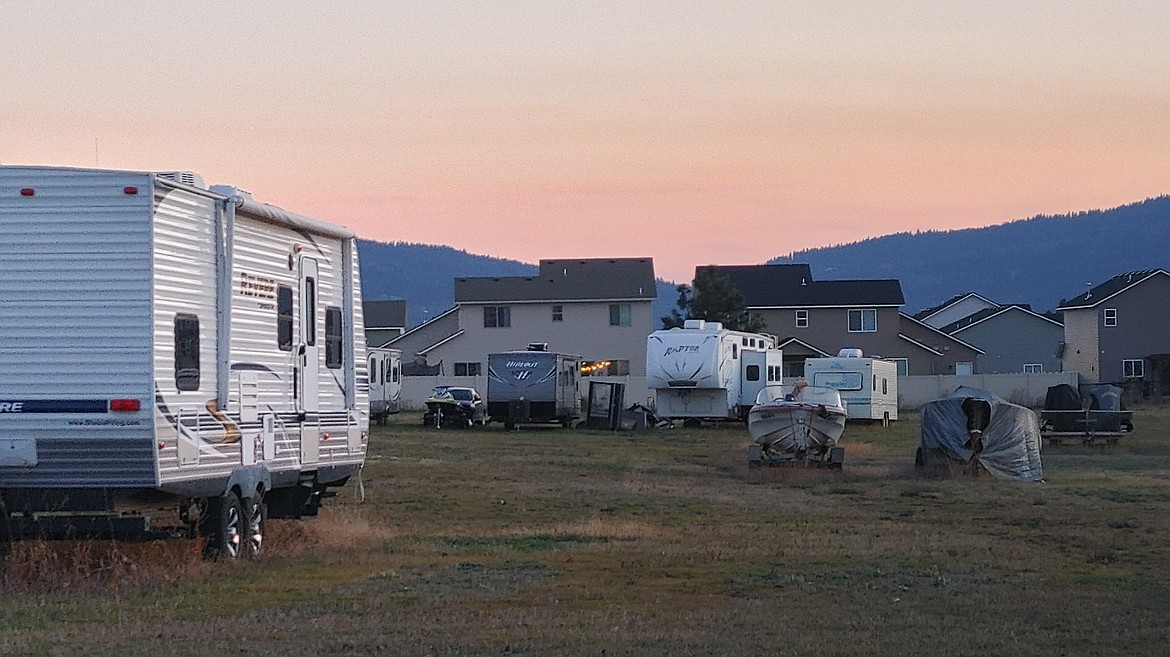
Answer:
2 404 1169 656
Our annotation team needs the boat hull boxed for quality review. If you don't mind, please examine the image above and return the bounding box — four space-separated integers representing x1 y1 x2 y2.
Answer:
747 401 847 462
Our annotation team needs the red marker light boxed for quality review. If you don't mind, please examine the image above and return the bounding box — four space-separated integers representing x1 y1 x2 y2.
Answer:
109 399 141 412
123 186 138 195
322 432 331 440
20 188 35 196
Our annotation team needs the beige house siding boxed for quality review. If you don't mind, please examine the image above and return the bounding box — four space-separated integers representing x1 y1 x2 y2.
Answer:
1061 309 1099 381
422 299 652 376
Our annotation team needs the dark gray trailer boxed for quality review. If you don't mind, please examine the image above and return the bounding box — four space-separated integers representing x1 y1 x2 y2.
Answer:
487 345 582 429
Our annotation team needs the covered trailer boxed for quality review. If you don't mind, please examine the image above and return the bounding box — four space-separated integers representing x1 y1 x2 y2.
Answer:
367 346 402 425
647 320 782 421
487 345 582 428
802 349 899 422
0 166 369 557
917 386 1043 481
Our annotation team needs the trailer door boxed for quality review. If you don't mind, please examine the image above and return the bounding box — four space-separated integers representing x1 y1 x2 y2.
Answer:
298 256 320 413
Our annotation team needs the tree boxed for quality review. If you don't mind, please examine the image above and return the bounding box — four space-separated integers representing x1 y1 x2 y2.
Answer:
659 268 766 332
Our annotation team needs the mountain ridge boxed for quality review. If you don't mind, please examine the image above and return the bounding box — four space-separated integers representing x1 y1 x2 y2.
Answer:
357 195 1170 327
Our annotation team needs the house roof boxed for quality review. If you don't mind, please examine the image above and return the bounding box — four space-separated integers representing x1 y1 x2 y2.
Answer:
898 312 986 355
362 299 407 328
1055 269 1170 310
701 264 904 308
939 304 1062 334
912 292 997 321
775 337 833 357
455 258 656 303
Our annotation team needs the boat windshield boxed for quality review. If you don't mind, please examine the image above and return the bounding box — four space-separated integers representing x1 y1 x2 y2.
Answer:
755 384 842 407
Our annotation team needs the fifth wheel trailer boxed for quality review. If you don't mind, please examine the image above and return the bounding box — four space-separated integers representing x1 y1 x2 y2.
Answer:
647 320 783 421
0 165 369 558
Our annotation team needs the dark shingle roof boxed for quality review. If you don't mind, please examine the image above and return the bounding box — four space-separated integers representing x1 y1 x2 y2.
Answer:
455 258 656 303
701 264 904 308
936 304 1044 334
1056 269 1169 310
362 299 407 328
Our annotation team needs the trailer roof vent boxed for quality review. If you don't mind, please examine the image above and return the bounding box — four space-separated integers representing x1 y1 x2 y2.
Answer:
156 171 206 188
838 348 864 358
526 342 549 351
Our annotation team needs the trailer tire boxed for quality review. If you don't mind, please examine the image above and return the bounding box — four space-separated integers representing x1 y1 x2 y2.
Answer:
203 491 245 560
242 493 267 559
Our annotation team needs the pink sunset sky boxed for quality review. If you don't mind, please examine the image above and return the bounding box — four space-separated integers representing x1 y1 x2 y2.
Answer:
2 2 1168 283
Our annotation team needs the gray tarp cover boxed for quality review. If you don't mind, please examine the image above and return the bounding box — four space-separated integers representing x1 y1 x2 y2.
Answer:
920 386 1044 481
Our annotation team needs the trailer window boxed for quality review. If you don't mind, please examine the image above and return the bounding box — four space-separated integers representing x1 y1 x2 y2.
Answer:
305 278 317 346
746 365 760 381
174 314 200 391
277 286 293 351
325 307 343 369
392 364 399 383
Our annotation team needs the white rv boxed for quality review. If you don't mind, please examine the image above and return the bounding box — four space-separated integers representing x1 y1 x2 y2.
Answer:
367 347 402 425
647 320 783 421
0 165 369 557
802 349 899 422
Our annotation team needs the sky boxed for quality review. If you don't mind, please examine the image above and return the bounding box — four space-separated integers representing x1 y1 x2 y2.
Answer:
2 1 1168 283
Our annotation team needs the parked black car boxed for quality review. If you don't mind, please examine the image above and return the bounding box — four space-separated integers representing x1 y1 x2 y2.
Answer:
423 386 488 428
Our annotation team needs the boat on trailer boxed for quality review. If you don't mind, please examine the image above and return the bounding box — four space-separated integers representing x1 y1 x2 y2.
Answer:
747 384 847 467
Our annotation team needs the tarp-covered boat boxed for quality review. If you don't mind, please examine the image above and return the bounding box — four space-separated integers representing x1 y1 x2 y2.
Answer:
917 386 1043 481
747 383 847 467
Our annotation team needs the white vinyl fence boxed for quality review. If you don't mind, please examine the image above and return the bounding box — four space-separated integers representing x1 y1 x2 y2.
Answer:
898 372 1078 409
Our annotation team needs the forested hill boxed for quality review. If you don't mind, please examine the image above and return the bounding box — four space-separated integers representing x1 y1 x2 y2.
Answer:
770 196 1170 314
357 240 679 327
358 196 1169 328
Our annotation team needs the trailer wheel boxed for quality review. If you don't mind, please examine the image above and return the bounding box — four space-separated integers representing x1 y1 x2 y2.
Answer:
242 494 267 559
203 492 244 560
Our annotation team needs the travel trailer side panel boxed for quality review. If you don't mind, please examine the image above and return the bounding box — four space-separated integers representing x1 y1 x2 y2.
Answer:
804 357 899 421
0 168 158 488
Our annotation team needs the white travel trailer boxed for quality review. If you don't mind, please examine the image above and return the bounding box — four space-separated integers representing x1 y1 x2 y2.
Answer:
647 320 783 421
367 347 402 425
802 349 899 422
0 165 368 557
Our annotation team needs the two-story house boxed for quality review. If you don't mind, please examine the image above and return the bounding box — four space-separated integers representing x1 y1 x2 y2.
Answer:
388 258 657 378
1056 269 1170 397
916 295 1064 374
702 264 982 376
362 299 408 347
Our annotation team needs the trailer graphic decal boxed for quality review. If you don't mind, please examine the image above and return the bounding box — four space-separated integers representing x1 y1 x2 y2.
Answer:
0 400 109 413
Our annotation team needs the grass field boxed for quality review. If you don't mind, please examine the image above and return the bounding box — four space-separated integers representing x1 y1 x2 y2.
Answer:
2 405 1169 656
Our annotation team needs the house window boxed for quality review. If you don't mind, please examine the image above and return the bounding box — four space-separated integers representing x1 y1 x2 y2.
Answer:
1023 363 1044 374
551 305 563 322
607 360 630 375
454 362 482 376
1103 308 1117 327
484 306 511 328
1123 359 1144 378
848 308 877 332
609 304 631 326
746 365 760 381
795 310 808 328
324 307 343 369
891 358 909 376
277 285 293 351
174 313 200 391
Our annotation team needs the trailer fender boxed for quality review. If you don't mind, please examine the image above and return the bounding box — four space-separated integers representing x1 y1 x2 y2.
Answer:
224 465 272 499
